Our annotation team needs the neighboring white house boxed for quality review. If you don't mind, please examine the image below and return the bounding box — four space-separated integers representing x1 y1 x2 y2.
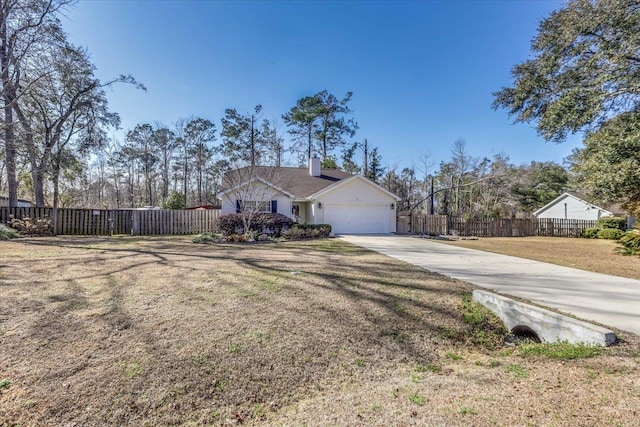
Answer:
218 158 401 234
534 192 624 220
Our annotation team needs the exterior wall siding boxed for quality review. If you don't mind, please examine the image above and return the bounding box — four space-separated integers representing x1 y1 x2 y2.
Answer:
536 195 612 221
316 178 397 233
220 182 292 217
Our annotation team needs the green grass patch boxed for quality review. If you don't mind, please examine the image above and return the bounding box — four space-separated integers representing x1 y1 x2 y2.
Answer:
416 363 441 373
506 364 529 378
121 362 144 379
459 293 508 349
411 373 424 382
408 393 426 406
518 341 602 360
460 293 486 326
304 240 362 253
229 343 243 354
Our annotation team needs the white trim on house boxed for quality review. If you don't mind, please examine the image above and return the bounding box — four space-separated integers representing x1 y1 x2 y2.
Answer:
306 175 401 201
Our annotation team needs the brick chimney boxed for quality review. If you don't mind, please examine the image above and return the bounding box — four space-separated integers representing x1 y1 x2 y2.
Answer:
309 157 321 177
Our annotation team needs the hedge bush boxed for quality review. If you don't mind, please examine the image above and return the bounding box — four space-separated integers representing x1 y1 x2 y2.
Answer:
616 229 640 256
582 227 599 239
596 228 624 240
255 213 295 236
0 224 19 240
283 223 332 240
596 217 626 230
192 232 223 244
214 213 293 237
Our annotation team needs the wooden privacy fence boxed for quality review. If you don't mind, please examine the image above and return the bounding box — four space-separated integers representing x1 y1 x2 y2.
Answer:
397 214 447 235
0 207 221 236
397 213 598 238
535 218 598 238
448 217 537 237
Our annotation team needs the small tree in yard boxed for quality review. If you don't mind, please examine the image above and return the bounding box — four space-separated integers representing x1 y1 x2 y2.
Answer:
162 190 186 210
221 165 285 236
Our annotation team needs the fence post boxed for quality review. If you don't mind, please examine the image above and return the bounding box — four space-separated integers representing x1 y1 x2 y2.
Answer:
52 207 58 235
131 211 139 235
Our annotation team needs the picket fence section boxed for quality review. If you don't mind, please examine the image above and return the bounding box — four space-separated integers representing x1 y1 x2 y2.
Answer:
0 207 221 236
397 213 598 238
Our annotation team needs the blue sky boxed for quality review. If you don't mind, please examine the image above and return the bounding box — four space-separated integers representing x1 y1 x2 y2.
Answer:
63 0 581 172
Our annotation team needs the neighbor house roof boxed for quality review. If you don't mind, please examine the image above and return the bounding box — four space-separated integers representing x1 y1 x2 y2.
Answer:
220 166 354 199
534 191 626 216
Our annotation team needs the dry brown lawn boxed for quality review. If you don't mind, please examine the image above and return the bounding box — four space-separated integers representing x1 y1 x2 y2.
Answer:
1 236 639 426
438 236 640 280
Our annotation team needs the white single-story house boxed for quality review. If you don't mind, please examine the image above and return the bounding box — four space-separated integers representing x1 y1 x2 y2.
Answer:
534 192 625 221
219 158 401 234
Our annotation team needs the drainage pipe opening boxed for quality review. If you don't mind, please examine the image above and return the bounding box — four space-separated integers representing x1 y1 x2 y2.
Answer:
510 325 541 343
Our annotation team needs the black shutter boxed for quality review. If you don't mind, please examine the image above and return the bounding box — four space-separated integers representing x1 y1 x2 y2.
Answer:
236 200 241 213
271 200 277 213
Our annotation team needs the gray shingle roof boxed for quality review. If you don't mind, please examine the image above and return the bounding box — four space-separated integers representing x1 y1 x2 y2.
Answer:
222 166 354 199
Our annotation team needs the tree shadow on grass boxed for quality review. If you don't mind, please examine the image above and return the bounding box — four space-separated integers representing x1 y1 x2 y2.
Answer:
0 236 498 425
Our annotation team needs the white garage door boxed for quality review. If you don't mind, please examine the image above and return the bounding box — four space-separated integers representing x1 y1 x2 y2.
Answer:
324 204 390 234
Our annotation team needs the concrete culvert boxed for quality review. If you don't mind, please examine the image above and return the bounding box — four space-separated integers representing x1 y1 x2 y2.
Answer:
511 325 541 343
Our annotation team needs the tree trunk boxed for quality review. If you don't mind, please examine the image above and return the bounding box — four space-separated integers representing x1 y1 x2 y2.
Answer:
14 102 49 206
250 115 256 166
162 152 169 201
362 139 369 178
182 148 188 207
197 168 203 204
430 177 435 215
146 174 153 206
1 15 18 207
307 125 312 160
113 174 120 209
2 99 17 206
52 151 61 209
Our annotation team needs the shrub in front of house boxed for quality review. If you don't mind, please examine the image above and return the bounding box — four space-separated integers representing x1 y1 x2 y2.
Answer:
254 213 294 236
283 224 332 240
582 227 599 239
192 232 224 244
214 214 244 235
596 228 624 240
214 213 293 237
596 217 626 230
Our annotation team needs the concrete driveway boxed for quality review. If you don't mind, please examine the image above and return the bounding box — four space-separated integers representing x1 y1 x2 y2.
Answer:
341 235 640 336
